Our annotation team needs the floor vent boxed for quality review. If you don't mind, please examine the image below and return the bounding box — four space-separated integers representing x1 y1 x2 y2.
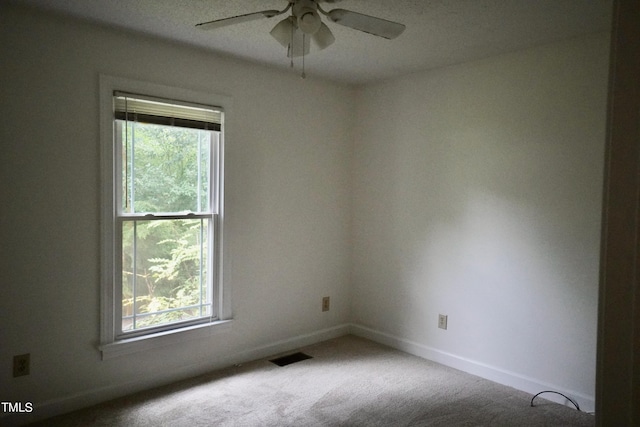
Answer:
269 352 313 367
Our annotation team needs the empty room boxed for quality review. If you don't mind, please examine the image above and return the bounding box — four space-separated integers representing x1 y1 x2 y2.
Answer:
1 0 637 426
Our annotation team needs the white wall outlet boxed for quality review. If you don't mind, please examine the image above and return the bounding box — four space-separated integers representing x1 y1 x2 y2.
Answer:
438 314 448 330
322 296 330 312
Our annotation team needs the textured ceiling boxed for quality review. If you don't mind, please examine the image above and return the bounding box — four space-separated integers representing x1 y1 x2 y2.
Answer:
13 0 613 86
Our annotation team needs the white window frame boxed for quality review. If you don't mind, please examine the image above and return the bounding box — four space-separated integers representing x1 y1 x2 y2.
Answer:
99 75 232 359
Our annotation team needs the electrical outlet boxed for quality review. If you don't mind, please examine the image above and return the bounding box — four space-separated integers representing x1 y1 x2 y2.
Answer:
322 296 330 312
438 314 448 330
13 354 30 377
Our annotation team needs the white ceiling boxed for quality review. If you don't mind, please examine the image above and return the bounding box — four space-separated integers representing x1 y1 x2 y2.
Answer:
14 0 613 86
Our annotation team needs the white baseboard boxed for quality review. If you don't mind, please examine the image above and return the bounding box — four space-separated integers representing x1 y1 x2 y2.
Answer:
348 323 595 414
2 324 351 427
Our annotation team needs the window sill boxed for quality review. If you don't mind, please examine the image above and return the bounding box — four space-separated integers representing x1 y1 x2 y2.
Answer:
99 319 233 360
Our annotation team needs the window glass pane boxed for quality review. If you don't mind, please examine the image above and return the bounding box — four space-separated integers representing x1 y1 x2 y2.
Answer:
121 121 212 213
121 218 211 332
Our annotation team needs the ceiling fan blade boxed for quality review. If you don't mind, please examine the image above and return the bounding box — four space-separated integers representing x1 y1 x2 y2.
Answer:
326 9 406 39
196 10 281 31
312 23 335 50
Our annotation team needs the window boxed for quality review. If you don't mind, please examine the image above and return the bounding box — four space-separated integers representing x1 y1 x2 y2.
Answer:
115 92 221 336
100 76 231 358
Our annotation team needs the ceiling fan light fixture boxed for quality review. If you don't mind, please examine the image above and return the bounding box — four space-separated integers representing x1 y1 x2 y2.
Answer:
288 29 311 57
292 0 322 34
311 22 335 50
298 9 322 34
270 16 296 47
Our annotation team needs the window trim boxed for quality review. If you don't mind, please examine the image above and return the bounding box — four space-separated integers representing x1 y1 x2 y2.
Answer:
99 75 232 360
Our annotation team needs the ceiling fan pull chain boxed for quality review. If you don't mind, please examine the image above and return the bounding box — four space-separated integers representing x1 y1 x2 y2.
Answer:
301 33 306 79
290 16 295 68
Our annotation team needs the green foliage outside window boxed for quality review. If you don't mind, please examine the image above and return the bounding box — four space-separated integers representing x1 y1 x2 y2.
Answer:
120 122 214 331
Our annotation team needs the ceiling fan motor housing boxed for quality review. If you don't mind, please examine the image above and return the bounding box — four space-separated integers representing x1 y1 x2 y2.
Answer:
293 0 322 34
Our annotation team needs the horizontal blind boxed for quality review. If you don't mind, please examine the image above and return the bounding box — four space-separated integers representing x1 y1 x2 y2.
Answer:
114 91 222 131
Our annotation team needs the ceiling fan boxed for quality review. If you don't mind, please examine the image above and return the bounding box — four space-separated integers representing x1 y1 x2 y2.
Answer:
196 0 406 60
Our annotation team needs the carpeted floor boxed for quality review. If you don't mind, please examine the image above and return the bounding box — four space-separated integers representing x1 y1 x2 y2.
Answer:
31 335 595 426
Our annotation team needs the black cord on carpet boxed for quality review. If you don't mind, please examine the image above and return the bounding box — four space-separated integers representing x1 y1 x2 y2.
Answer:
530 391 580 411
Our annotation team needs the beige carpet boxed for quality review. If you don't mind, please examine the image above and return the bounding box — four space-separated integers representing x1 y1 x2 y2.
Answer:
31 335 595 426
